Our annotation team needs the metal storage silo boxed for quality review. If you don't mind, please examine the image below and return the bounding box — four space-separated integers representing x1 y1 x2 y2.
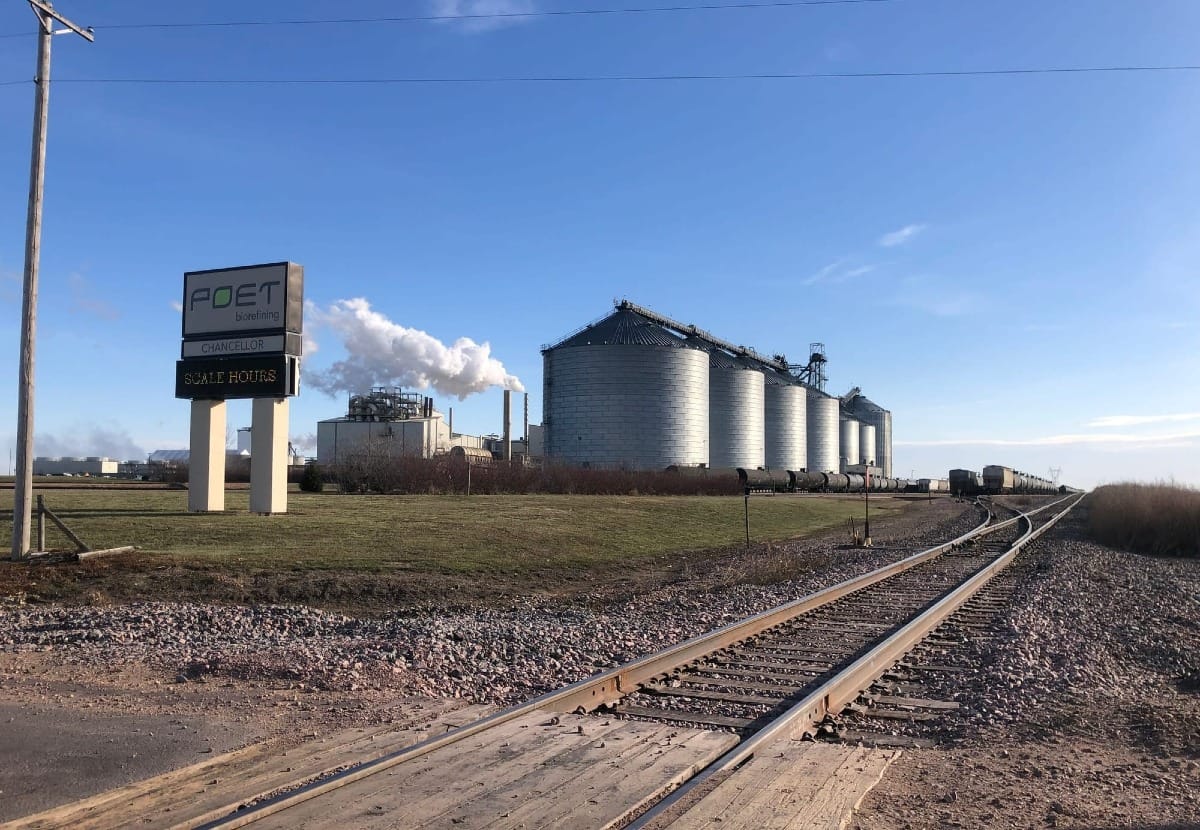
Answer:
763 371 806 471
845 394 892 478
542 307 709 470
839 417 860 473
708 351 765 469
806 389 839 473
859 423 876 465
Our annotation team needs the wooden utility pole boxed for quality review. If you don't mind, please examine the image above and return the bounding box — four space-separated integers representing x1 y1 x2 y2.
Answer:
11 1 93 561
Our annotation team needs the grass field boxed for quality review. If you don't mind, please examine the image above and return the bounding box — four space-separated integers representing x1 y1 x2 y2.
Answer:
1 488 901 572
0 486 907 609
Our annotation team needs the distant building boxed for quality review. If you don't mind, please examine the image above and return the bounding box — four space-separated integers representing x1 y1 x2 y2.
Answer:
33 457 119 476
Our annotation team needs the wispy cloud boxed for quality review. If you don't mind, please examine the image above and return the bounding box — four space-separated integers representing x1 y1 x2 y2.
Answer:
893 277 978 317
1 265 22 304
68 272 120 320
169 299 183 313
803 260 875 287
897 430 1200 449
1086 412 1200 428
37 424 145 460
431 0 537 33
879 224 927 247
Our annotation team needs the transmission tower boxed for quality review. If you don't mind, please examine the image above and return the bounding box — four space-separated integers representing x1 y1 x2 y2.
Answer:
1048 467 1062 487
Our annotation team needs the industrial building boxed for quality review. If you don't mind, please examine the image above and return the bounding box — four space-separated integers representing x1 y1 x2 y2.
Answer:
542 300 894 474
316 388 541 467
317 389 449 465
33 456 119 476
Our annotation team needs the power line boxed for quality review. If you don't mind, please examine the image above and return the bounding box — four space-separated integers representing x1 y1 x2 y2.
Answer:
2 64 1198 86
0 1 895 38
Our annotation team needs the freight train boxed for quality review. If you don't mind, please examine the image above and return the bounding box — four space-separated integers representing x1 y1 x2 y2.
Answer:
949 465 1058 496
668 465 1056 495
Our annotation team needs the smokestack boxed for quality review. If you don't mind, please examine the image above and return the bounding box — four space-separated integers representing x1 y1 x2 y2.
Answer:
449 407 454 436
503 390 512 461
523 393 529 443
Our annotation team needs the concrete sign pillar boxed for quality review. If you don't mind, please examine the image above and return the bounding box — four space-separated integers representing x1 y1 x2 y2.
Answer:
189 400 227 512
250 397 289 514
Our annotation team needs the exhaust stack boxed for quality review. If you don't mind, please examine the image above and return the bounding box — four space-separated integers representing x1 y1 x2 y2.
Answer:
503 390 512 461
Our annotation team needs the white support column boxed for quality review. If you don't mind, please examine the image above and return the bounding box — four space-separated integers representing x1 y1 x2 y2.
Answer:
250 397 289 514
189 399 226 512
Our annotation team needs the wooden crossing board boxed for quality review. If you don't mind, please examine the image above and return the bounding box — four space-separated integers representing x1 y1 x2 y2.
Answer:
7 699 493 830
250 712 738 830
668 740 900 830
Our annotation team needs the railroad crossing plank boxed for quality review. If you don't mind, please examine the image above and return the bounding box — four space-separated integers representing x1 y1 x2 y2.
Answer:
6 699 493 830
668 740 900 830
249 712 737 829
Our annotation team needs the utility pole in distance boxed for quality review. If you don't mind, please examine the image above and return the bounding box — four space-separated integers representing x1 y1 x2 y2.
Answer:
11 1 93 561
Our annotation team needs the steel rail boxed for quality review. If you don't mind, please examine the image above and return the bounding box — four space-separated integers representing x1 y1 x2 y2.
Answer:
626 492 1084 829
191 497 1055 829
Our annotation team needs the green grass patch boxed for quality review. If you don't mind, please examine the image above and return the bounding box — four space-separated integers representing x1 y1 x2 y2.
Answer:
1 489 903 576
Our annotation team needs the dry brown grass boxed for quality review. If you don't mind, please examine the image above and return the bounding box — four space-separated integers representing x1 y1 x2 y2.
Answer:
1088 482 1200 558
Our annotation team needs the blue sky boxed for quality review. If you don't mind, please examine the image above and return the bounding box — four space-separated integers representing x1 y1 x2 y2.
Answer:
1 0 1198 488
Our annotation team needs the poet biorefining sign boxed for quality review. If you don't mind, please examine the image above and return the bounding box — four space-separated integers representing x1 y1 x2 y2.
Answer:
176 262 303 515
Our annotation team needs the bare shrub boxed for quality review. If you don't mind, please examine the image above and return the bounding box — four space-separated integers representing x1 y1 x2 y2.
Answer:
328 455 742 496
1088 482 1200 558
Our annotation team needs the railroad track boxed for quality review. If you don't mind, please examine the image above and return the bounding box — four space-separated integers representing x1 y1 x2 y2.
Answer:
17 494 1083 830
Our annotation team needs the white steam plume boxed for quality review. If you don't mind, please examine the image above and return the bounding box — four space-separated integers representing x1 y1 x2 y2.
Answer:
306 298 524 400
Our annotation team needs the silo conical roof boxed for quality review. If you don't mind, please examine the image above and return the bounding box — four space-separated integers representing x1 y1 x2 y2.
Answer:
546 308 691 350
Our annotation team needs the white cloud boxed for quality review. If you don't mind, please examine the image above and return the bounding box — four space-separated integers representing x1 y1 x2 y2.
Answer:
879 224 927 247
1086 412 1200 428
291 432 317 453
431 0 537 33
169 299 183 313
305 297 524 400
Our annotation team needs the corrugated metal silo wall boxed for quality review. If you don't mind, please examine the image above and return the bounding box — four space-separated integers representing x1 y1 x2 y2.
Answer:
839 418 860 472
805 390 839 473
849 402 892 478
709 365 765 469
859 424 876 465
878 409 893 478
764 379 806 470
543 344 709 469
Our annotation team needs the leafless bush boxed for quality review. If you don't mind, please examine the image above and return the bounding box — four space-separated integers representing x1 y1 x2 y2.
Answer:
328 455 742 496
1088 482 1200 558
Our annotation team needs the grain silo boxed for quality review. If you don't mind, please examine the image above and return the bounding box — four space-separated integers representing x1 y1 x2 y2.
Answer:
844 391 893 477
707 351 765 469
839 417 860 473
859 423 877 465
806 389 840 473
542 306 709 469
763 370 806 470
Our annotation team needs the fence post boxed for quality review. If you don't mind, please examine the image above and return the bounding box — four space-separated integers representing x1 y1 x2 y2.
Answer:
36 494 44 552
744 486 751 548
466 462 472 497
